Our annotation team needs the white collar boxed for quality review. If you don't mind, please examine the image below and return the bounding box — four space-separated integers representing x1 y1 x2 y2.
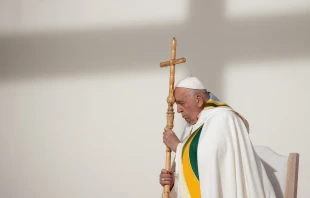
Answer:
188 108 218 132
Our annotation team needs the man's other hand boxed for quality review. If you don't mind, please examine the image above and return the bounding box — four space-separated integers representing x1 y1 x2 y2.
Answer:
159 169 174 189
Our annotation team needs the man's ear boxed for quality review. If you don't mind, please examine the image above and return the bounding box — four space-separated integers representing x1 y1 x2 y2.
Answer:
197 95 204 108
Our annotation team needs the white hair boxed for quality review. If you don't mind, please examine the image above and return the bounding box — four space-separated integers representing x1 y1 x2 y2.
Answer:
185 88 209 102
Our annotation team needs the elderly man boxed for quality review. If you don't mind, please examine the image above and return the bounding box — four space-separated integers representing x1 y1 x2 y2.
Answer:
159 77 275 198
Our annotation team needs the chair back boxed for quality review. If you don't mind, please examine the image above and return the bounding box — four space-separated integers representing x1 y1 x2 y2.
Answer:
254 145 299 198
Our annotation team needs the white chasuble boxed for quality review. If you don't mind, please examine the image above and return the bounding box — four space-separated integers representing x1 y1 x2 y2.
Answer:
173 95 276 198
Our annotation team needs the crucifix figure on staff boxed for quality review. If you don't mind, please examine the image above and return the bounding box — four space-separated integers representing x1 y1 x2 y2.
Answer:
159 38 276 198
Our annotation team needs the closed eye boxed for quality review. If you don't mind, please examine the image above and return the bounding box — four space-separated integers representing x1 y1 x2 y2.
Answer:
176 101 185 105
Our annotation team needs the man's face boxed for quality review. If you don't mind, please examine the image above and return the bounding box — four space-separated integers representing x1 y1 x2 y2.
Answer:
174 87 201 125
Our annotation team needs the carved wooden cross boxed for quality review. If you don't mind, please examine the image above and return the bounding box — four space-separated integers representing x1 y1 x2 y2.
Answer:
160 37 186 198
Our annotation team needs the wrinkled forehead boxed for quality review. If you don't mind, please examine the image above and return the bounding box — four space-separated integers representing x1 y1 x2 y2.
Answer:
174 87 190 101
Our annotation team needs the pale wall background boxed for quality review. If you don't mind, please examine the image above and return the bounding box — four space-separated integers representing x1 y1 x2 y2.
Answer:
0 0 309 198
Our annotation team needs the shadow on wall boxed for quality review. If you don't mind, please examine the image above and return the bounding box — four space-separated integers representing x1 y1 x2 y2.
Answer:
0 1 309 92
186 1 310 97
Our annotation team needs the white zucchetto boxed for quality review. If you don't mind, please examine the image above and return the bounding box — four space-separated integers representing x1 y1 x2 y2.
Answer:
175 77 206 90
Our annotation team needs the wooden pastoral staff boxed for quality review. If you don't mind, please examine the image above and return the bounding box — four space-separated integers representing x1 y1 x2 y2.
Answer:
159 38 186 198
